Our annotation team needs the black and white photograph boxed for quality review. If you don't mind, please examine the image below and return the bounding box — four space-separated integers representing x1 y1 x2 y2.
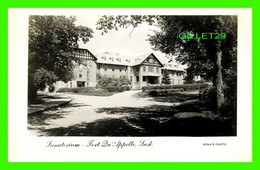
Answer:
27 13 237 137
8 8 251 162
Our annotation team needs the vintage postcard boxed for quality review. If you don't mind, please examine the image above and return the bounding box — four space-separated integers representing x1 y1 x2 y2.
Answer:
8 8 252 162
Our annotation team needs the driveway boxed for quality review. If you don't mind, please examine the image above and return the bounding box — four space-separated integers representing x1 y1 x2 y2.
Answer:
28 90 174 136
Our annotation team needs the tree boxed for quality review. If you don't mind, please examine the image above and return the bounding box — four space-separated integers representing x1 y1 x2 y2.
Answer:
28 15 93 100
162 69 171 84
96 15 237 110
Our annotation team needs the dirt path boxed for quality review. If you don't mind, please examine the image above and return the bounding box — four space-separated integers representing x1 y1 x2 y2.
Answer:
28 90 174 136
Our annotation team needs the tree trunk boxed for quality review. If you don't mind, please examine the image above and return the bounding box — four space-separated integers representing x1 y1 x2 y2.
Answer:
215 50 225 109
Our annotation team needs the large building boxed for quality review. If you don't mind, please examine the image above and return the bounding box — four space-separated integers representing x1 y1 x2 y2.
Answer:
55 48 185 90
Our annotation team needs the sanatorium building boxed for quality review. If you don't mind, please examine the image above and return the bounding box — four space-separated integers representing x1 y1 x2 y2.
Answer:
55 48 185 90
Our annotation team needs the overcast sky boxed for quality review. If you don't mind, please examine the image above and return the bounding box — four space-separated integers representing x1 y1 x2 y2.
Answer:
73 14 173 63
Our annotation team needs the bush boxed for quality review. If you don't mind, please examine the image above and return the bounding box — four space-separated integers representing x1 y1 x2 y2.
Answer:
57 86 130 93
57 87 95 93
48 84 55 93
148 88 184 96
105 86 130 92
97 74 131 87
142 83 209 92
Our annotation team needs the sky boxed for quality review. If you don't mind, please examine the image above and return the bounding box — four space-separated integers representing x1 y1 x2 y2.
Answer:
73 14 174 63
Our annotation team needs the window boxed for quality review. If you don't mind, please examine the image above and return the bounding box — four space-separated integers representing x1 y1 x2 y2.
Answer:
97 64 100 69
148 57 154 63
143 76 146 81
136 76 139 82
148 66 153 72
112 68 115 71
104 68 107 71
130 76 133 82
79 74 82 78
156 68 159 73
143 66 146 72
120 69 122 72
136 67 139 72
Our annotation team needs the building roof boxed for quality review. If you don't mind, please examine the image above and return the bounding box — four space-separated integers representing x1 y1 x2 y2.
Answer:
94 52 133 66
92 51 185 72
131 53 164 67
162 63 185 72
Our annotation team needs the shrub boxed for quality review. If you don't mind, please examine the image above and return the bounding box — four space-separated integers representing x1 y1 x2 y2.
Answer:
97 74 131 87
57 86 130 93
142 83 209 92
57 87 95 93
148 88 184 96
105 86 130 92
162 69 171 84
48 84 55 93
32 68 58 91
199 87 217 110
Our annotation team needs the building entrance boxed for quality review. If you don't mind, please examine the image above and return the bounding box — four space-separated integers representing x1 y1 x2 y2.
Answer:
77 81 86 87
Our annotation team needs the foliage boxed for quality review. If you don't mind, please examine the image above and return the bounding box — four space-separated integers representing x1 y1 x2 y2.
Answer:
142 83 209 92
200 85 236 117
57 87 96 93
162 69 171 84
48 84 55 93
28 15 93 98
199 87 217 110
104 86 130 92
32 68 58 90
57 86 130 94
96 15 237 110
97 74 131 87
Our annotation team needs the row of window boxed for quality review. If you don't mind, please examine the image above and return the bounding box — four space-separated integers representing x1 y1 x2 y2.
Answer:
142 66 159 73
97 65 127 72
101 56 131 63
132 76 182 84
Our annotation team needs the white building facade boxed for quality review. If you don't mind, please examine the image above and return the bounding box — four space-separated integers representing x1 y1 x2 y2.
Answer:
55 48 185 90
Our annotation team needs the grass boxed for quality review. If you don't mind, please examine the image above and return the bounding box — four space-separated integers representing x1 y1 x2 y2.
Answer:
135 91 199 103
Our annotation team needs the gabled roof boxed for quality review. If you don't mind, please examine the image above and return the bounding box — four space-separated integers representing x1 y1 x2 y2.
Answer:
74 48 98 60
85 49 186 72
131 53 164 67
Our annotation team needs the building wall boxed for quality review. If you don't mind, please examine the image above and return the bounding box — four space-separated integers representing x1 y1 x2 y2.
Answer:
72 59 97 87
97 63 128 78
167 70 184 85
54 51 185 91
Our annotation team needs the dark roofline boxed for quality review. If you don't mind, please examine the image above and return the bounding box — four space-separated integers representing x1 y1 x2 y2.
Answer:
137 53 164 67
74 48 98 60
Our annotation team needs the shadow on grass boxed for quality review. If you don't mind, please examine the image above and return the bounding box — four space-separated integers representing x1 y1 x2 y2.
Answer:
40 118 142 136
28 102 90 126
37 101 236 136
65 103 90 108
148 92 199 103
28 109 70 126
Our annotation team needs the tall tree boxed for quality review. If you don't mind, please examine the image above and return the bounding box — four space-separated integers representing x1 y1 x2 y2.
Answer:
96 15 237 110
28 15 93 99
162 69 171 85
